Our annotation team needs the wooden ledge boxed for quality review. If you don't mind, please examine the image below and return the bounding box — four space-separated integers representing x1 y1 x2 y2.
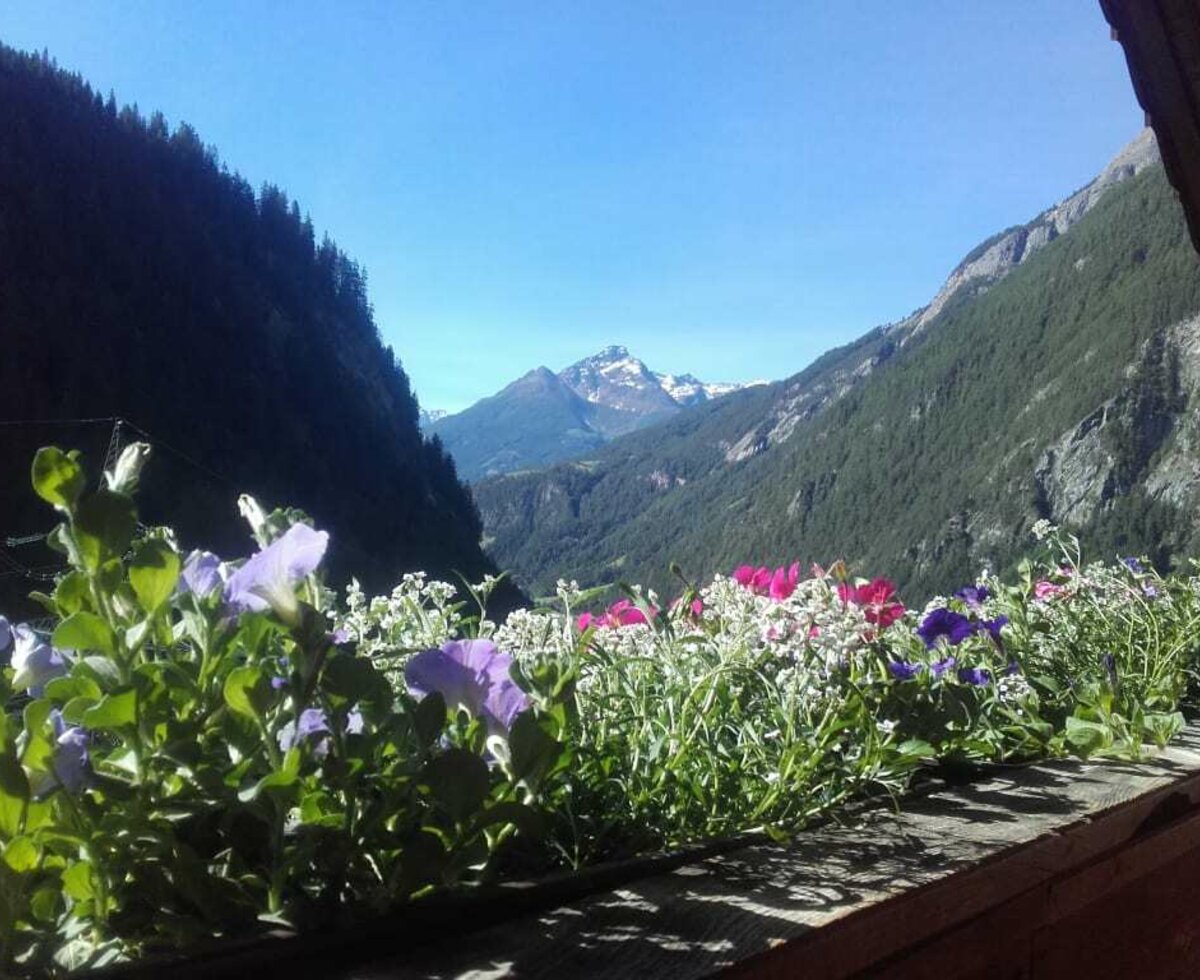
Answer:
351 726 1200 979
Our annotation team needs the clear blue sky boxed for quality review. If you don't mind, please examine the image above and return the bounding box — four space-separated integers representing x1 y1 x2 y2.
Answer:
3 2 1143 412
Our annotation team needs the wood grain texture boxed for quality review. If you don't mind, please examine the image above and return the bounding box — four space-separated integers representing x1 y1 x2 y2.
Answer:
346 727 1200 979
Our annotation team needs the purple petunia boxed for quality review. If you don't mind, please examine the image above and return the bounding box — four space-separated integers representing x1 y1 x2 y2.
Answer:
224 523 329 624
10 624 68 696
954 584 990 610
277 706 364 758
178 550 226 599
1122 557 1144 573
917 609 976 649
887 661 923 681
931 656 957 678
979 615 1009 645
406 639 531 736
29 710 90 797
957 666 991 686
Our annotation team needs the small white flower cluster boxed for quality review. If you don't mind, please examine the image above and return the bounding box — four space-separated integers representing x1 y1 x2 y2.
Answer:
338 573 465 659
996 672 1036 706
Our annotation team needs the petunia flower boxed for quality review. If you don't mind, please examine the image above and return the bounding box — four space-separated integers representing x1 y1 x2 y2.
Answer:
277 706 365 758
1121 557 1143 573
957 666 991 686
178 550 226 598
979 615 1009 645
223 523 329 624
931 656 957 678
917 609 975 649
29 710 90 797
405 639 531 736
11 624 68 696
887 661 922 681
954 584 989 610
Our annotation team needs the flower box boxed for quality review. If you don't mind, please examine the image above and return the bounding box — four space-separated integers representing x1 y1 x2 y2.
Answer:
94 722 1200 979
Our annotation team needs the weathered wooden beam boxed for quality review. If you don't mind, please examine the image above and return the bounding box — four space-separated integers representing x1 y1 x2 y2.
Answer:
1101 0 1200 255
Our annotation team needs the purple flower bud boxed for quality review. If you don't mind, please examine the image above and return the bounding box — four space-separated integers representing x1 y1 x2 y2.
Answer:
1122 557 1144 573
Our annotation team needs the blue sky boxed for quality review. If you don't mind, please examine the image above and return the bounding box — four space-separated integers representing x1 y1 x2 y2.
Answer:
3 2 1143 412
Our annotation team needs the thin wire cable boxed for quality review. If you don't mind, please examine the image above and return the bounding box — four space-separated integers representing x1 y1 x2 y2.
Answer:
0 416 119 426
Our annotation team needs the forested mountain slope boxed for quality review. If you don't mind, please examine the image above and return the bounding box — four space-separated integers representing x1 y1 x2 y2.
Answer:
0 46 500 611
474 132 1200 599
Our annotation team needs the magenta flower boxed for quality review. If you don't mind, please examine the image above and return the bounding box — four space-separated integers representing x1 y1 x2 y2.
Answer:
1033 580 1067 601
577 599 657 631
734 562 801 601
838 577 906 629
405 639 531 735
224 523 329 624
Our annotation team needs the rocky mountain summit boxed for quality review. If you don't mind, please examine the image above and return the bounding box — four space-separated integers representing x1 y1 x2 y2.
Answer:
429 346 752 480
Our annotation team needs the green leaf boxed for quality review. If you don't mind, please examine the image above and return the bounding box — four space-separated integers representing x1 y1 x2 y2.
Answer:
30 886 60 922
53 571 91 616
507 711 567 786
413 692 447 747
62 861 95 901
322 653 391 708
73 489 137 570
43 674 102 705
0 754 30 836
223 666 271 721
77 655 122 690
3 836 40 873
1065 716 1110 758
31 447 84 512
128 539 181 614
82 688 137 731
53 612 116 656
424 748 490 823
468 801 545 838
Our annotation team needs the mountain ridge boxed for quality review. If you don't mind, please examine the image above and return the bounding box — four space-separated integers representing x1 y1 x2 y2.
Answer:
472 130 1200 600
430 345 754 480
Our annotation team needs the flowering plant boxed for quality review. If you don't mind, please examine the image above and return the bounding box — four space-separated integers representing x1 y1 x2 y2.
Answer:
0 447 564 975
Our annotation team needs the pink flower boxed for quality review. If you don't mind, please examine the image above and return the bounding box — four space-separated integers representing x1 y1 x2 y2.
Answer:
670 596 704 619
837 577 906 630
577 599 658 631
1034 580 1067 601
733 562 801 602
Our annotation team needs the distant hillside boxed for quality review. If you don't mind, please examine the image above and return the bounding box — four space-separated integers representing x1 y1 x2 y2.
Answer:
474 131 1200 599
431 345 754 480
0 45 504 613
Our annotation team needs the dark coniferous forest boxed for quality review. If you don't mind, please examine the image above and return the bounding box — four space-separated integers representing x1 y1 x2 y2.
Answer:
0 46 500 613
